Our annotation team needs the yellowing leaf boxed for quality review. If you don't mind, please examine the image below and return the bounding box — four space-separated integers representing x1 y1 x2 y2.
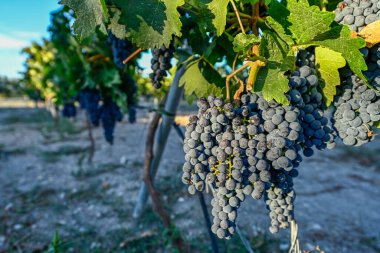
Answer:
315 47 346 106
358 19 380 48
208 0 229 36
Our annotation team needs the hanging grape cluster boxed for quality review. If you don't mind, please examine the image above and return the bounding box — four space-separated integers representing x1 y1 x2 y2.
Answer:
335 0 380 32
99 97 123 144
150 43 175 89
77 88 101 125
333 1 380 146
62 102 77 118
108 33 138 124
108 33 135 69
77 89 124 144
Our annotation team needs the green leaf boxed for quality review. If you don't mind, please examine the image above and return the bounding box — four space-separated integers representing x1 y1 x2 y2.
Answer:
265 17 294 46
115 0 184 49
268 0 290 30
255 31 295 104
375 121 380 128
179 59 224 99
287 0 335 43
237 0 259 4
310 25 368 85
59 0 108 41
233 33 261 54
208 0 230 36
315 46 346 106
108 8 126 39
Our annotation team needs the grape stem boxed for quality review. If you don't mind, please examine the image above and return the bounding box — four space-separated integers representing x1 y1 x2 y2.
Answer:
178 5 198 15
229 0 246 35
226 62 251 101
246 3 264 92
122 47 142 65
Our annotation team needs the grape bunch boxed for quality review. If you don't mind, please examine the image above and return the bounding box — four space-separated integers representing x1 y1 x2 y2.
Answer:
290 49 337 156
265 185 295 234
108 33 134 69
334 0 380 32
149 43 174 89
77 88 101 126
332 2 380 146
99 98 123 144
332 49 380 146
183 92 304 238
62 102 77 118
181 47 352 238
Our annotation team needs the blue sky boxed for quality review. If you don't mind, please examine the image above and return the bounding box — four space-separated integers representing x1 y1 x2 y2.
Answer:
0 1 66 78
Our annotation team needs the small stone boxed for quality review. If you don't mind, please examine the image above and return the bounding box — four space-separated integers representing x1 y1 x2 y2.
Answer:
13 224 22 230
4 203 13 211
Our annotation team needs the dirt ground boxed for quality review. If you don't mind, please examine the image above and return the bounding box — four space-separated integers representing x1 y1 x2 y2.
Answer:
0 98 379 253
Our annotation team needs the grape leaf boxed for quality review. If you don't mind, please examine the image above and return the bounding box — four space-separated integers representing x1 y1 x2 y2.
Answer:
265 17 294 46
255 31 295 104
315 46 346 106
287 0 335 43
208 0 230 36
179 59 225 99
115 0 184 49
268 0 290 31
233 33 261 54
108 8 126 39
59 0 108 41
358 19 380 48
236 0 259 4
310 26 368 85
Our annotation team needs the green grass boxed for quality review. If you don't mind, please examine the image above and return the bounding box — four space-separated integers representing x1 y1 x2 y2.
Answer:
39 145 89 163
0 144 27 159
71 162 123 179
0 108 85 140
1 109 51 125
360 235 380 252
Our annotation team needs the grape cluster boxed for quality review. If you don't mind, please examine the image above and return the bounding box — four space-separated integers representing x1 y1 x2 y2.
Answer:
334 0 380 32
77 89 124 144
333 3 380 146
265 186 295 234
181 48 350 238
99 98 123 144
108 33 134 69
290 49 337 156
77 88 101 126
183 92 304 238
62 102 77 118
332 48 380 146
149 43 174 89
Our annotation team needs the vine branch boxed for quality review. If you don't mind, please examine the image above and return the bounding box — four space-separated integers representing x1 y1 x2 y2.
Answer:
143 96 188 253
123 47 142 65
229 0 246 34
